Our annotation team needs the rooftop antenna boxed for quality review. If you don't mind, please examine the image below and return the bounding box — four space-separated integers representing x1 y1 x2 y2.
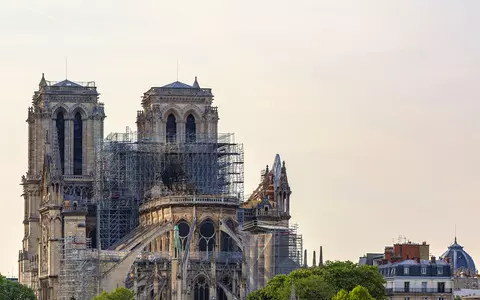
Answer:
65 57 68 80
176 60 179 82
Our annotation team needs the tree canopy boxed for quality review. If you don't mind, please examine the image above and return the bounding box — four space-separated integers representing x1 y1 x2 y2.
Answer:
247 261 385 300
92 287 135 300
333 286 375 300
0 276 35 300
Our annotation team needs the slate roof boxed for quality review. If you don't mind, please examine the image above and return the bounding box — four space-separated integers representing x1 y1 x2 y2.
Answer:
441 238 476 274
162 81 194 89
52 79 83 87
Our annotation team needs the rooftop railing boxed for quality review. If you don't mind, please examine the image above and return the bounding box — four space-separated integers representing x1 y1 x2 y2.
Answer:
46 80 96 87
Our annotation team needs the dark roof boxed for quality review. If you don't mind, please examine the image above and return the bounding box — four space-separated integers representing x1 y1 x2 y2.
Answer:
162 81 193 89
52 79 83 87
441 238 476 274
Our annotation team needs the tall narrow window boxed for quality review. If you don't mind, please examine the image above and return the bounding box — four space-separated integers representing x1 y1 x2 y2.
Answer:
73 112 83 175
194 276 209 300
199 220 215 252
186 114 196 143
56 112 65 174
166 114 177 143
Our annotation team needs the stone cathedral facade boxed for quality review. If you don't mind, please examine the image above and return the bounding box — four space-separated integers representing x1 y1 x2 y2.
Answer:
19 75 105 299
18 74 302 300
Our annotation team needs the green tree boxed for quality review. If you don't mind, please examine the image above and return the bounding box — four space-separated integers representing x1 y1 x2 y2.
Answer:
332 286 375 300
293 275 335 300
315 261 385 299
332 289 349 300
349 286 375 300
247 261 386 300
92 287 135 300
0 276 36 300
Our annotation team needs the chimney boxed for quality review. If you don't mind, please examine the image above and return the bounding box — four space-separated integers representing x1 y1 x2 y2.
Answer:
416 257 420 263
312 251 317 267
431 256 436 263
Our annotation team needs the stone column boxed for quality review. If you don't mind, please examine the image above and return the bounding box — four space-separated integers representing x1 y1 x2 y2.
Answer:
258 235 265 288
264 233 274 284
177 121 185 143
158 120 165 143
85 117 95 175
250 236 258 291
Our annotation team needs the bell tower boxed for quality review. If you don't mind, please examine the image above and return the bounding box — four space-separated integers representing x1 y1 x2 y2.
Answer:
19 74 105 299
136 77 218 143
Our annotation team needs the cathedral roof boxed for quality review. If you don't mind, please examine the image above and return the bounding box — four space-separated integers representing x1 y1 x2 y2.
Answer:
162 81 194 89
52 79 83 87
441 238 476 275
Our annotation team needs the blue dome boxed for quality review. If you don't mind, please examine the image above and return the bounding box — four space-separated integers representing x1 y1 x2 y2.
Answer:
441 238 476 276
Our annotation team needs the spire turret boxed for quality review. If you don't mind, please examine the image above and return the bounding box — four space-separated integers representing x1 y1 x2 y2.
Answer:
39 73 47 87
303 249 307 267
192 76 200 88
319 246 323 266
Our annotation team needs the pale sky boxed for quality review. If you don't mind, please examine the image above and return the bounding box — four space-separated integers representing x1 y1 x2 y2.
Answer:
1 0 480 276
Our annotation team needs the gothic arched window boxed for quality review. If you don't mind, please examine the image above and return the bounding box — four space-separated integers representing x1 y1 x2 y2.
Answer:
198 219 215 252
177 220 190 251
194 276 209 300
56 112 65 174
166 114 177 143
186 114 196 143
73 112 83 175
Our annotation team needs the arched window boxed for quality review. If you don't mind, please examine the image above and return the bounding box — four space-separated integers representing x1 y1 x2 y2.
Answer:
56 112 65 174
198 219 215 252
177 220 190 251
194 276 209 300
73 112 83 175
186 114 196 143
166 114 177 143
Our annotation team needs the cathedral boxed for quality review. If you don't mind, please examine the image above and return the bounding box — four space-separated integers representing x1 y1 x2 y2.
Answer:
18 74 303 300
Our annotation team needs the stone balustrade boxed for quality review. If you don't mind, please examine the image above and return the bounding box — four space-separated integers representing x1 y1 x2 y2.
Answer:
140 195 239 212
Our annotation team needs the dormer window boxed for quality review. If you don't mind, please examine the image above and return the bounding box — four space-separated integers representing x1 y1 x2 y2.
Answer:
421 266 427 275
404 266 409 275
437 267 443 275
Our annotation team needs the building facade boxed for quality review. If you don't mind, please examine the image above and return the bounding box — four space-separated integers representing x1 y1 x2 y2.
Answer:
379 259 454 300
18 75 302 300
19 76 105 299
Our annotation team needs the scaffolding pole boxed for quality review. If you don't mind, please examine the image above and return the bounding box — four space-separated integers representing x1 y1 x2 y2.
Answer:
94 130 244 250
58 237 99 300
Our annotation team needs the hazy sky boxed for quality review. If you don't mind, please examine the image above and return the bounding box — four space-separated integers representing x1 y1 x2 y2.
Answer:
1 0 480 276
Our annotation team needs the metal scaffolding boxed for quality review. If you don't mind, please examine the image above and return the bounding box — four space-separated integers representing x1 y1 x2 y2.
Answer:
272 224 303 275
242 222 303 293
95 129 245 249
58 237 99 300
